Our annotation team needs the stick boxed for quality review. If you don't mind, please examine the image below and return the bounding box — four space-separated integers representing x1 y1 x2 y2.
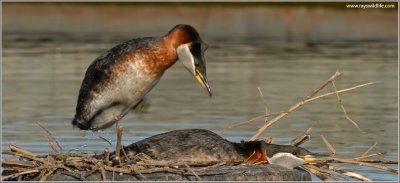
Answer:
35 122 64 156
1 169 40 181
251 70 342 140
39 168 58 181
8 144 35 157
355 160 398 164
320 134 336 155
251 80 373 140
103 148 111 166
257 86 270 122
303 164 331 181
93 159 107 181
5 146 48 165
327 158 398 174
287 127 312 146
321 164 372 181
303 82 374 104
361 141 378 157
332 80 361 130
44 135 59 155
352 152 386 160
184 163 202 181
115 126 124 164
131 166 148 181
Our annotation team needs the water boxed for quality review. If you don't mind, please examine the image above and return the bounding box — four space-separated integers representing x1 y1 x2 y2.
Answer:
2 32 398 181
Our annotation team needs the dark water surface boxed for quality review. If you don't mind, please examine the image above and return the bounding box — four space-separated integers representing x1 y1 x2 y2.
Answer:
2 32 398 181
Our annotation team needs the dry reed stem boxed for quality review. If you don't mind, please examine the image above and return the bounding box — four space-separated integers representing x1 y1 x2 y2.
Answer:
356 160 398 164
35 122 64 156
131 165 148 181
184 163 202 181
303 164 331 181
320 134 336 155
287 127 312 146
321 164 372 181
251 70 341 140
257 86 270 122
92 159 107 181
103 148 111 166
303 82 374 104
332 81 361 130
306 164 343 181
352 152 386 160
1 169 40 181
39 168 57 181
361 141 378 157
327 158 398 174
44 135 59 156
5 147 48 165
8 144 35 157
251 80 374 140
115 125 124 164
1 160 35 168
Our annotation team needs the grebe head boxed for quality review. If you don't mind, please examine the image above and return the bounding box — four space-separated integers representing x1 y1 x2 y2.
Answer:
168 24 212 97
265 144 331 169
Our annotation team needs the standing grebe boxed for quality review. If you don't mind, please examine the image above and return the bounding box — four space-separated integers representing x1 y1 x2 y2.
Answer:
110 129 327 169
72 24 211 131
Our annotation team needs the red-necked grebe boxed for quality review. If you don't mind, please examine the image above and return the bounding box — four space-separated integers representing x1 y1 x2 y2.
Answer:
110 129 327 169
72 24 211 131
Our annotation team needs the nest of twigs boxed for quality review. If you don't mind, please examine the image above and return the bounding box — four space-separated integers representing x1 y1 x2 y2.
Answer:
2 124 397 181
2 143 312 181
2 70 398 181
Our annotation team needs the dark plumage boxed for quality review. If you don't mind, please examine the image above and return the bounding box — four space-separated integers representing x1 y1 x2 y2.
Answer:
109 129 315 164
72 25 211 131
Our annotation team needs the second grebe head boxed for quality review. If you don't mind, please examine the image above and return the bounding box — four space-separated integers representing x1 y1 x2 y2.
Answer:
168 24 212 97
265 144 331 169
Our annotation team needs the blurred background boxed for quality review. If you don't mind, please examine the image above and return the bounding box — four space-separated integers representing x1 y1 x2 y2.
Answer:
2 2 398 181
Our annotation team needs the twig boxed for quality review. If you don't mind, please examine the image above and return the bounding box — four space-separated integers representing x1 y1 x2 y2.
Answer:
352 152 386 160
257 86 270 122
8 144 35 157
1 169 40 181
35 121 64 156
92 159 107 181
287 127 312 146
355 160 398 164
326 158 398 174
39 168 58 181
321 164 372 181
184 163 202 181
1 160 35 168
303 82 374 104
44 135 59 155
5 146 48 165
305 164 343 181
332 80 360 130
251 81 374 140
320 134 336 155
361 141 378 157
251 70 341 140
131 166 148 181
115 126 124 164
303 164 331 181
103 148 111 166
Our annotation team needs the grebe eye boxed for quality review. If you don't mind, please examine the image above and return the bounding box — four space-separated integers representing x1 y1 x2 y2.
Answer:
292 151 297 155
